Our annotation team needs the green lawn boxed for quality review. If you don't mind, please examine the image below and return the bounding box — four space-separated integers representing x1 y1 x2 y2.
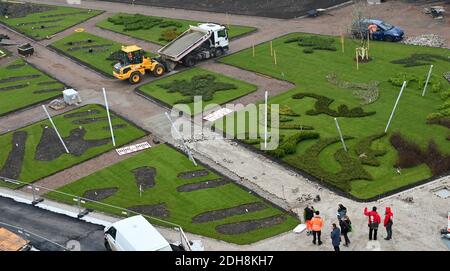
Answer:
0 3 102 40
0 104 146 187
96 13 256 45
217 33 450 200
138 68 257 115
50 32 122 77
0 59 66 116
45 144 298 244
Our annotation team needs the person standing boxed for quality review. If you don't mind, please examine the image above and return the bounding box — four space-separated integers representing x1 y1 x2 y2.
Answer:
337 203 347 221
304 205 315 236
339 215 351 247
311 211 324 246
364 206 381 241
384 207 394 240
330 223 341 251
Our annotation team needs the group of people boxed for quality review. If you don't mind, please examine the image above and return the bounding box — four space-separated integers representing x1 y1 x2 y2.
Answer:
303 204 394 251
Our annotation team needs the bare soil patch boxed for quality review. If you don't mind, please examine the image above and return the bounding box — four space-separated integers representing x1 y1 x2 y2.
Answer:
37 81 60 86
33 87 65 94
72 117 113 125
177 178 231 192
0 131 27 180
177 169 210 179
98 0 349 19
216 214 287 235
132 166 157 190
128 203 169 218
0 75 41 84
83 187 118 201
6 63 26 70
64 109 101 119
102 124 127 130
35 126 110 161
192 202 267 223
0 84 28 92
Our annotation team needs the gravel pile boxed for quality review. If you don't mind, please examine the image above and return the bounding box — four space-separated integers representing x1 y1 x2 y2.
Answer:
402 34 446 48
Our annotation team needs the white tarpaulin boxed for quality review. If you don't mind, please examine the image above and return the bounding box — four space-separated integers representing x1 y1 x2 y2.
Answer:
116 142 151 156
293 224 306 234
203 108 234 122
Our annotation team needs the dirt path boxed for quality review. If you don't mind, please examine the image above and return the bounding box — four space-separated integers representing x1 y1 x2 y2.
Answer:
19 135 158 195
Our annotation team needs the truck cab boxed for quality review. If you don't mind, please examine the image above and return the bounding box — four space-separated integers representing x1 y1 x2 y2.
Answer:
198 23 229 52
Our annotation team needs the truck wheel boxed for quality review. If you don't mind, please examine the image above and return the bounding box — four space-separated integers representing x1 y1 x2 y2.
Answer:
215 48 224 57
183 55 196 67
129 72 141 84
153 64 165 77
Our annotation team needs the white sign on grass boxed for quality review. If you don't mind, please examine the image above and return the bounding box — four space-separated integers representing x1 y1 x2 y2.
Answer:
116 142 151 156
203 108 234 122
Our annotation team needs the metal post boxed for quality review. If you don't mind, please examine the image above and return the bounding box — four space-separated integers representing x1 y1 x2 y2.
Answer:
77 197 81 214
165 112 197 166
42 105 69 153
31 184 36 202
102 88 116 146
334 118 347 152
422 65 433 97
264 91 268 150
385 81 407 133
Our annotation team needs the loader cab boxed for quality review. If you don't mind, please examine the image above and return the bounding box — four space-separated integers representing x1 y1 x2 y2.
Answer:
198 23 229 49
117 45 144 66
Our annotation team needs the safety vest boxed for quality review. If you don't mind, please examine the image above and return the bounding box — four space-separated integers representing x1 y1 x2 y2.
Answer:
311 216 324 231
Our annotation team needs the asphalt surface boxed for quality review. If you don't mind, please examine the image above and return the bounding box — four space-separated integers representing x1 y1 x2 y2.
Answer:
0 197 106 251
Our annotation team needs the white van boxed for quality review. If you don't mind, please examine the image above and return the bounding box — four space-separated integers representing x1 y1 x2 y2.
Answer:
104 215 173 251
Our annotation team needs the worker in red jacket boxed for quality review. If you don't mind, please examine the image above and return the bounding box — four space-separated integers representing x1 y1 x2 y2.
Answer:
384 207 394 240
364 206 381 241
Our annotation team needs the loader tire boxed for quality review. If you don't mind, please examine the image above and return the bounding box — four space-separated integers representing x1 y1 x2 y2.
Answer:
129 72 141 84
153 64 165 77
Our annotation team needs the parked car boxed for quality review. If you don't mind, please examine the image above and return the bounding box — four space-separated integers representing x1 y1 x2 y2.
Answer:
352 19 404 42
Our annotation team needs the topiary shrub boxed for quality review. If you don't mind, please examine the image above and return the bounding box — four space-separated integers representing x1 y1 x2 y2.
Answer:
354 133 387 166
292 93 375 118
159 28 182 42
303 48 314 54
284 35 336 53
390 53 450 68
157 74 237 103
107 14 182 32
267 131 319 158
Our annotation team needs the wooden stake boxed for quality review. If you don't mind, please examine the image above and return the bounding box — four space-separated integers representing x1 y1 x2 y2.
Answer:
340 34 344 53
273 50 277 64
356 49 359 71
270 41 273 56
252 44 255 57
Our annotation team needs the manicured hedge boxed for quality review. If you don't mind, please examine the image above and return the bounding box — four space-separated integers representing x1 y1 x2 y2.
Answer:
354 133 387 167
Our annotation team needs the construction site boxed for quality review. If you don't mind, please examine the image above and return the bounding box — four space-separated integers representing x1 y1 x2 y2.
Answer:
0 0 449 253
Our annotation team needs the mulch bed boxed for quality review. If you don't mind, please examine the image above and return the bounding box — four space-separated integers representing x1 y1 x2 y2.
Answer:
67 44 113 52
71 117 112 125
216 214 287 235
0 131 27 180
0 75 41 84
0 84 28 92
40 11 92 19
176 178 231 192
6 63 26 70
83 187 118 201
98 0 348 19
64 109 101 119
192 202 267 223
33 88 65 94
177 169 210 179
132 166 157 190
102 124 127 130
34 126 110 161
128 203 170 218
37 81 60 86
427 117 450 129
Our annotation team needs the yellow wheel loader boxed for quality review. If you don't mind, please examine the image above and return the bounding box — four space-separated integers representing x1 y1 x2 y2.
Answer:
113 45 165 84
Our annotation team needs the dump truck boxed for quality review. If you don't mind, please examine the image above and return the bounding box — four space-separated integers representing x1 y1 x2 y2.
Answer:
113 23 229 84
0 227 31 251
113 45 165 84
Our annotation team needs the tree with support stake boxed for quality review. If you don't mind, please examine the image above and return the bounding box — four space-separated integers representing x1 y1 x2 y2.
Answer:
385 81 407 133
42 105 70 154
102 88 116 146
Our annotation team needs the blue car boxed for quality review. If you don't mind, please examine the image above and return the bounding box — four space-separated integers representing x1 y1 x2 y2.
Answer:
352 19 404 42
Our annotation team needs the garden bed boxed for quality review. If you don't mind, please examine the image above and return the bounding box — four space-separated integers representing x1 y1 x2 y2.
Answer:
0 2 102 41
49 32 123 78
0 104 146 187
44 144 298 244
137 68 257 115
216 32 450 200
96 13 256 45
0 59 66 117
